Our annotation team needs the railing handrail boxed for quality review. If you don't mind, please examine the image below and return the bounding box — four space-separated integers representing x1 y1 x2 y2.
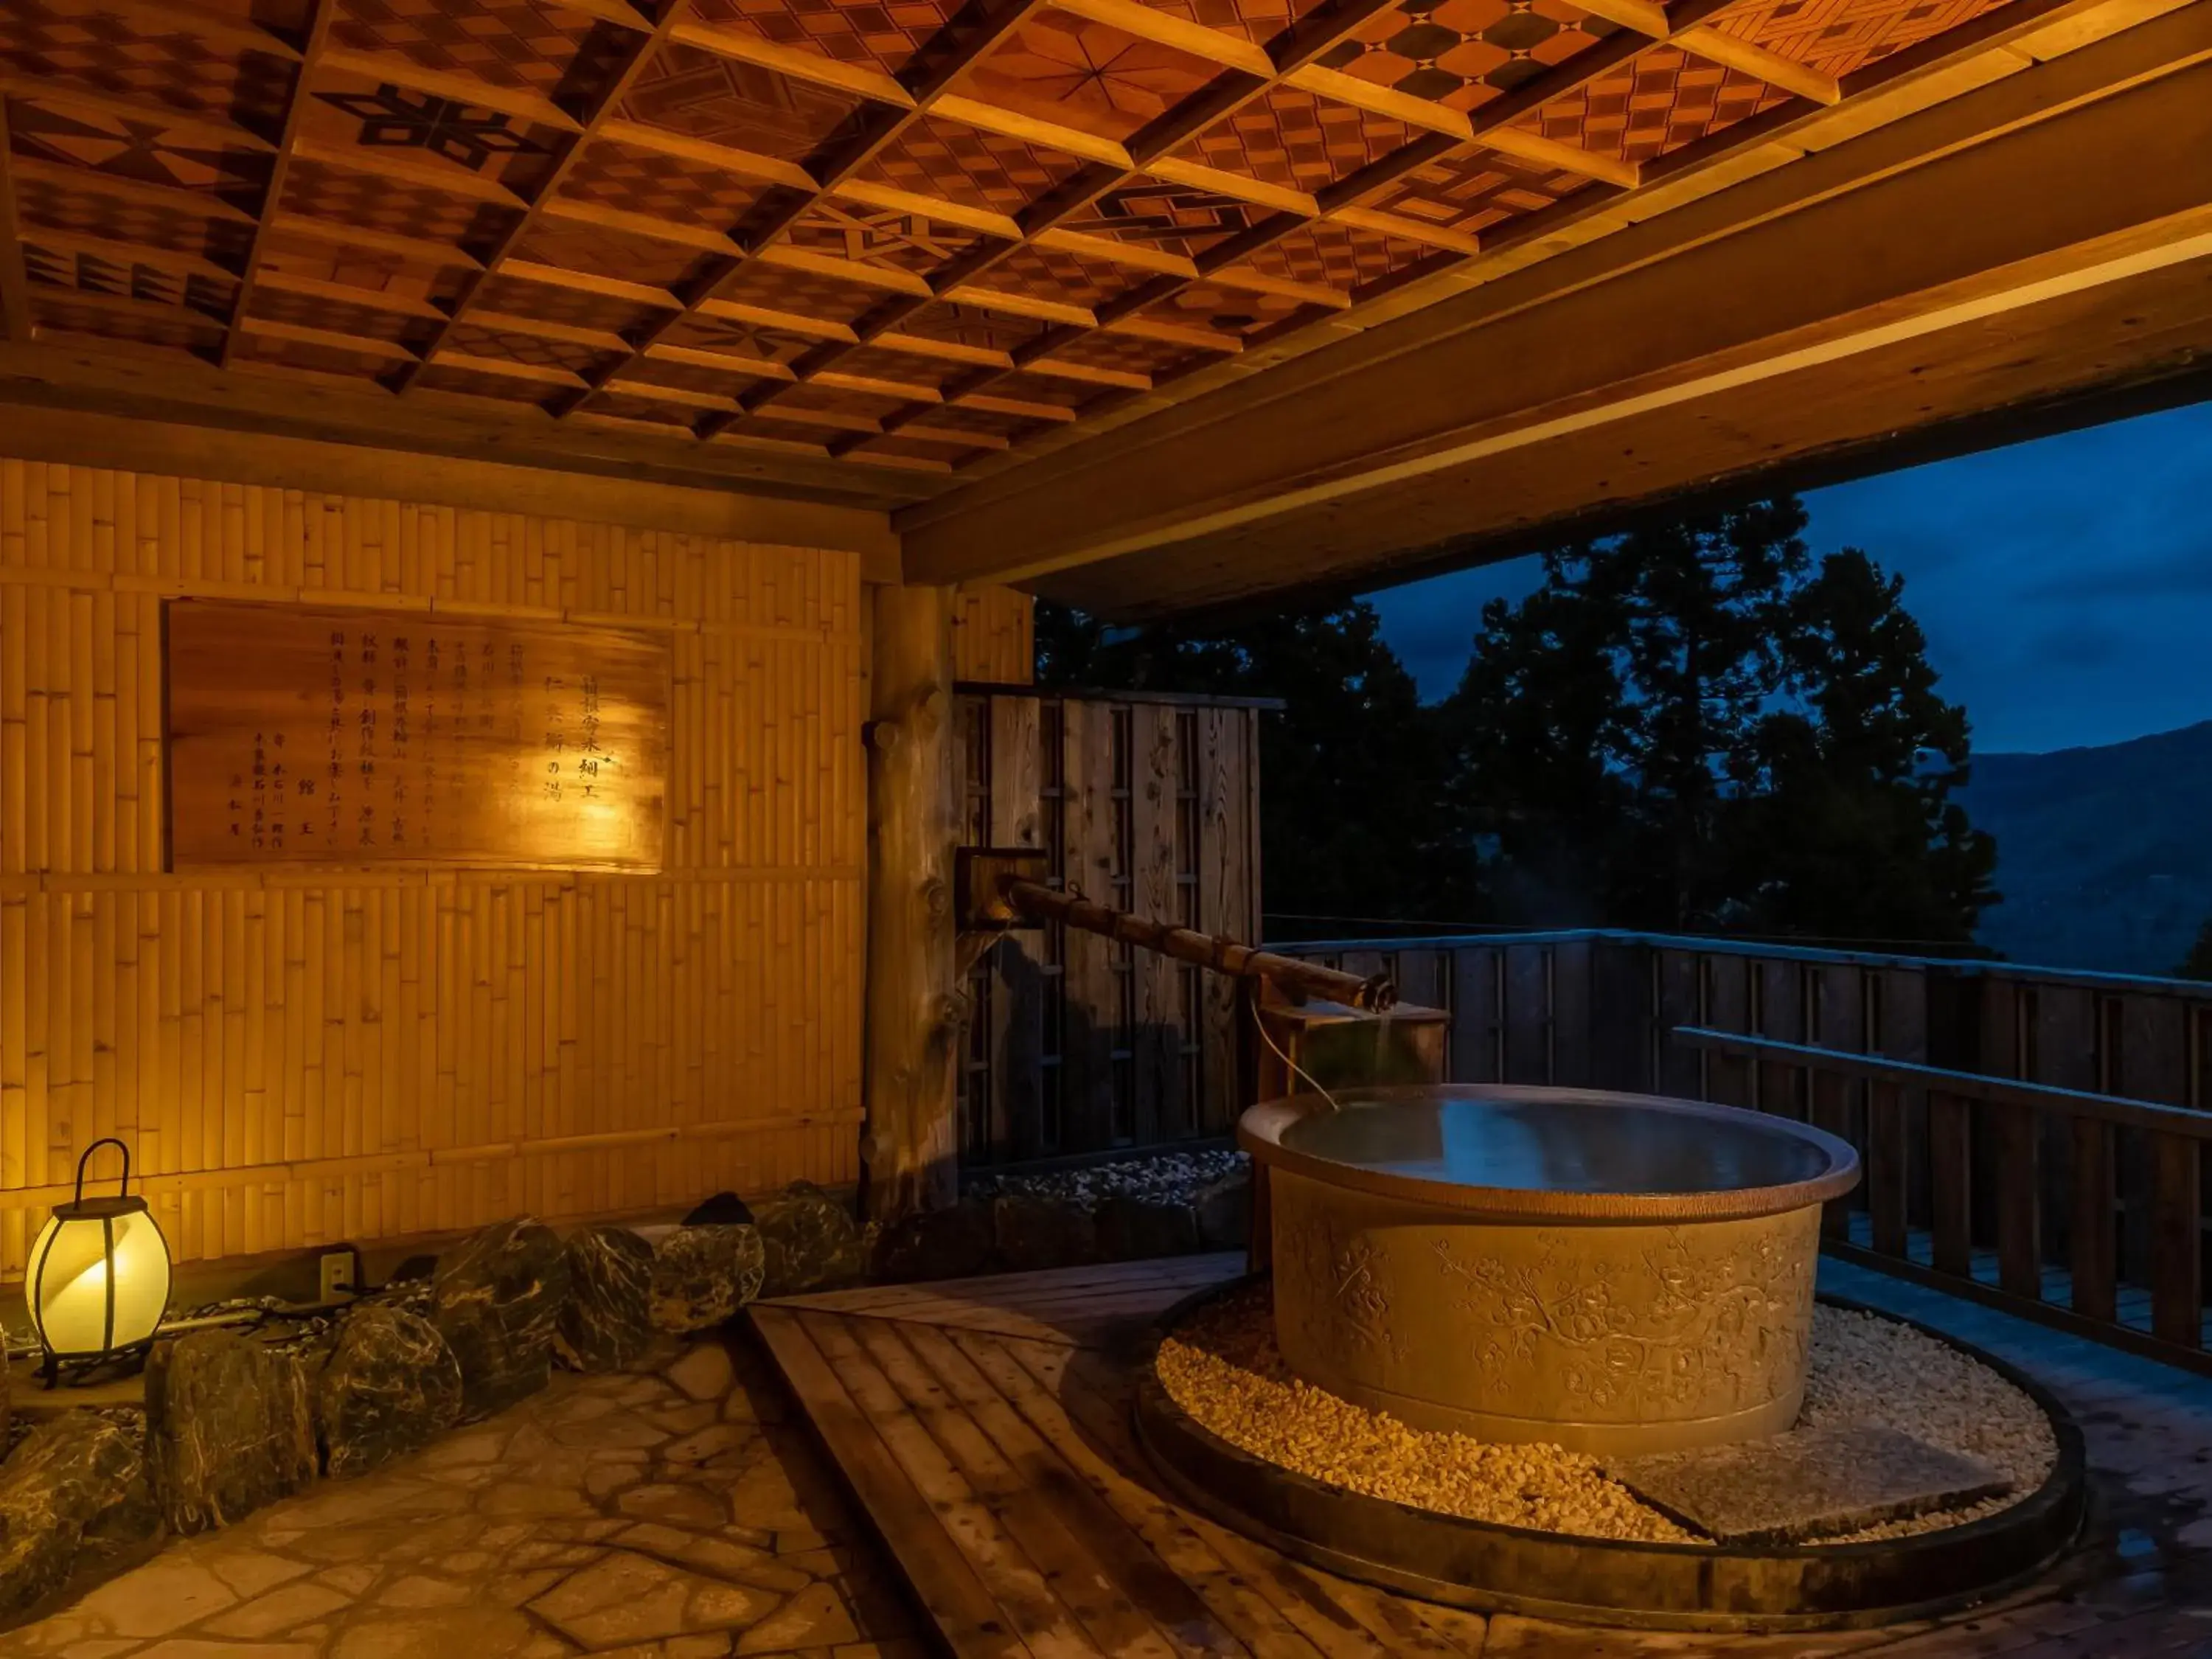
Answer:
1672 1026 2212 1142
1269 927 2212 1000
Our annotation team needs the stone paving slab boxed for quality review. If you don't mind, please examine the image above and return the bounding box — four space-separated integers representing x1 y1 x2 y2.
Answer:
1607 1425 2008 1545
0 1332 922 1659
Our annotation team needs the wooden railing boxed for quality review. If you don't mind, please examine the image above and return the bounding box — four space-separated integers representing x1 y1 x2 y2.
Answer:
1270 930 2212 1377
1677 1026 2210 1374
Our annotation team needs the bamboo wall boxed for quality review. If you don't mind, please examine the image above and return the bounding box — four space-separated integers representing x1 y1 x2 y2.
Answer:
0 456 865 1278
954 687 1263 1163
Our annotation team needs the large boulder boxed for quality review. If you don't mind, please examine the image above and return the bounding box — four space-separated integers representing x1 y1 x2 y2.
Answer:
754 1181 862 1298
873 1200 995 1284
992 1195 1099 1273
431 1217 570 1419
559 1224 659 1369
316 1304 464 1478
1096 1194 1200 1262
0 1413 155 1620
145 1329 316 1534
683 1191 756 1226
650 1224 765 1333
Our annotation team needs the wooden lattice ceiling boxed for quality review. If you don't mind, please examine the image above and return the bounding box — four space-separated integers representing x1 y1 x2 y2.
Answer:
0 0 2053 481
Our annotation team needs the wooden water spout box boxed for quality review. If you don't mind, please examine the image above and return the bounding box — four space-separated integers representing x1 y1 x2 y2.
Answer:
1254 995 1449 1100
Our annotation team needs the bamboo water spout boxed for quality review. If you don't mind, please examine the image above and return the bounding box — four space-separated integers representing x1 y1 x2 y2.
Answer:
999 878 1395 1011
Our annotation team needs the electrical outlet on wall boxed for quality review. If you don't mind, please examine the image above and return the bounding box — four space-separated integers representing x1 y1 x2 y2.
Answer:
319 1249 359 1304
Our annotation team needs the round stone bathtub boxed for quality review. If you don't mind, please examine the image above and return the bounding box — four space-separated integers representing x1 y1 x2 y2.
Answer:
1240 1085 1861 1458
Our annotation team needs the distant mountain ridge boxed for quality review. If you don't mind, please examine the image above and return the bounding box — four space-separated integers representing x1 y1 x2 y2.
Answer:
1961 720 2212 976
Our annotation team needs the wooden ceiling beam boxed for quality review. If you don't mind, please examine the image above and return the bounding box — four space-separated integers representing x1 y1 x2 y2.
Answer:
814 368 943 403
754 243 933 298
873 330 1012 369
900 34 2212 588
666 19 917 108
0 334 929 508
1033 228 1195 278
601 375 734 411
465 310 630 354
900 420 1011 450
0 94 29 344
928 96 1133 167
262 212 485 272
954 392 1077 422
937 285 1095 327
738 403 883 435
1672 26 1844 105
430 349 588 389
251 268 445 320
234 314 414 361
288 136 526 207
641 341 798 380
1326 204 1485 257
532 195 739 253
696 297 858 341
502 260 678 309
312 48 585 132
1102 315 1242 352
1007 0 2146 498
222 0 338 370
389 2 698 396
835 178 1023 241
1001 355 1151 388
593 119 818 193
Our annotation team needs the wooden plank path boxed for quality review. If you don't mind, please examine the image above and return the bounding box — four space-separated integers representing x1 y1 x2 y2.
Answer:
751 1253 2212 1659
749 1253 1493 1659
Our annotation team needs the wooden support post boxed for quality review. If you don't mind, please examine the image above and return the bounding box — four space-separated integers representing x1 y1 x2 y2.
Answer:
863 585 959 1222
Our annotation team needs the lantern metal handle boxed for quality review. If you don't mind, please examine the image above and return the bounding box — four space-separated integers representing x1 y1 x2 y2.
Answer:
72 1137 133 1204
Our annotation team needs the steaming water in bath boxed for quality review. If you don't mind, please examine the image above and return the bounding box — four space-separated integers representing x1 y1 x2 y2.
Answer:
1279 1093 1836 1195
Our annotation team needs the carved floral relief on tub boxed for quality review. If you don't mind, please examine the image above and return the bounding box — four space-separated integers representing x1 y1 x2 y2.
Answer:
1267 1168 1823 1450
1430 1227 1815 1418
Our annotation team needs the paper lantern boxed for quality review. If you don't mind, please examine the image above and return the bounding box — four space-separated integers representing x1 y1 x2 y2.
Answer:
27 1138 172 1380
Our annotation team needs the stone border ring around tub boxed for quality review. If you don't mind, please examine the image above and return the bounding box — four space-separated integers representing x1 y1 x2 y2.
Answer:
1130 1278 2088 1633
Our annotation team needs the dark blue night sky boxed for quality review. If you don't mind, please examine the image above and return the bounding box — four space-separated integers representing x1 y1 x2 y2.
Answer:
1365 401 2212 757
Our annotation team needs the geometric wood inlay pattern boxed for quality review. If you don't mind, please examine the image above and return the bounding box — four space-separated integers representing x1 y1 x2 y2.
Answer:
0 0 2075 476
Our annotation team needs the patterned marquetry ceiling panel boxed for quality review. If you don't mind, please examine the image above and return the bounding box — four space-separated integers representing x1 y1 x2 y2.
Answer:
0 0 2075 476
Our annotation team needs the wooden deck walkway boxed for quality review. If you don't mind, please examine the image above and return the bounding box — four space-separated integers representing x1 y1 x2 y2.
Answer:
750 1253 2212 1658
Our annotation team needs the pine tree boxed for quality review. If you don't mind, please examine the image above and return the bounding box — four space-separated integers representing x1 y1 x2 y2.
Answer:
1439 498 1996 945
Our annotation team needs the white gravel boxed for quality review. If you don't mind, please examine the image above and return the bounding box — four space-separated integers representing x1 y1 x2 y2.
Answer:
969 1148 1245 1206
1156 1285 2057 1547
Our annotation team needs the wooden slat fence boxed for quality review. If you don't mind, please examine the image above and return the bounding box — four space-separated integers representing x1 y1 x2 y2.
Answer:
1273 929 2212 1379
953 686 1265 1164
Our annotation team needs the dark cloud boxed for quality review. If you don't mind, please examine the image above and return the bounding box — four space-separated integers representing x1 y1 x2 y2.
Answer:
1364 401 2212 755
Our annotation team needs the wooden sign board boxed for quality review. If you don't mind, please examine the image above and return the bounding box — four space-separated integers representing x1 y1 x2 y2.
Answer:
166 601 669 872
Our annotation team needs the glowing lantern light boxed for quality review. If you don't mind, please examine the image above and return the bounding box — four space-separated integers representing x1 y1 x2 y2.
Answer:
27 1138 172 1382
